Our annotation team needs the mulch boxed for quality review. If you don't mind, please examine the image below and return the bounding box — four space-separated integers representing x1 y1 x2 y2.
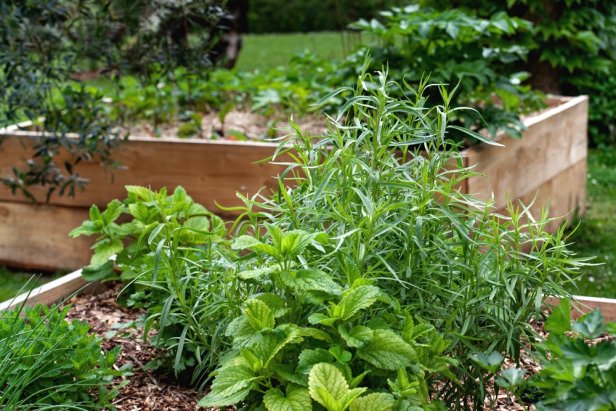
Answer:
65 283 611 411
66 282 204 411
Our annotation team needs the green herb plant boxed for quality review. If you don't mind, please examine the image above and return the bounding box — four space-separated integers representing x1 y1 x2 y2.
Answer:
199 225 454 409
70 185 247 385
499 299 616 410
0 302 127 410
236 68 587 407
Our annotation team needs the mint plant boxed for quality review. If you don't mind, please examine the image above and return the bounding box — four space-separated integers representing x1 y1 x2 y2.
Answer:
70 186 244 383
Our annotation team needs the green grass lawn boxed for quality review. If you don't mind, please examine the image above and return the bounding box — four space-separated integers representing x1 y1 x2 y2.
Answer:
0 267 61 303
236 31 363 71
567 148 616 298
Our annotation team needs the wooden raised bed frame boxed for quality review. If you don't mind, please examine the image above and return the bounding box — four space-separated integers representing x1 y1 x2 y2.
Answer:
0 96 588 271
2 270 615 323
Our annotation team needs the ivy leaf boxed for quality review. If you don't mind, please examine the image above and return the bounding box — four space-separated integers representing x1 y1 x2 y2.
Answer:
350 393 395 411
469 352 504 373
264 385 311 411
357 329 417 370
197 365 258 407
308 363 366 410
545 299 572 335
572 310 605 339
333 286 382 321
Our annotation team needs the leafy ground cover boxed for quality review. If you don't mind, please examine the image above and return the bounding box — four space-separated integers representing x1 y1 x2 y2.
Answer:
568 148 616 298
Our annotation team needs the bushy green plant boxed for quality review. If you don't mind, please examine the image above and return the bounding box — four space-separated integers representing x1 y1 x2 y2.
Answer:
70 186 246 385
0 303 127 410
348 5 544 140
498 299 616 410
236 69 587 407
72 69 589 408
426 0 616 146
199 225 454 409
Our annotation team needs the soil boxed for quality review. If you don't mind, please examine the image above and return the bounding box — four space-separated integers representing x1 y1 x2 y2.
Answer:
126 110 329 142
66 283 209 411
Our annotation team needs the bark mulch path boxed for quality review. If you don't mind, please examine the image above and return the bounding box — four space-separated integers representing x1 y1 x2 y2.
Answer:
65 283 204 411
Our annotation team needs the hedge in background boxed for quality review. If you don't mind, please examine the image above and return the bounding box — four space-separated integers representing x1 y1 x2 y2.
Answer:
247 0 406 33
425 0 616 146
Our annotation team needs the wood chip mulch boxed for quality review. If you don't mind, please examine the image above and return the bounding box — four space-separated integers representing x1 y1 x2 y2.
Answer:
64 284 612 411
65 283 204 411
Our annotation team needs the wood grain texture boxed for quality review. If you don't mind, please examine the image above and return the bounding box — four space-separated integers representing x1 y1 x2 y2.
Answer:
0 135 287 211
494 159 587 233
545 295 616 322
0 202 92 270
464 95 588 211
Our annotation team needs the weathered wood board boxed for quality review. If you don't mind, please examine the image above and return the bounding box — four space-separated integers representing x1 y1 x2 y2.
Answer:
0 269 86 311
0 201 92 270
464 95 588 213
0 96 588 270
0 135 286 211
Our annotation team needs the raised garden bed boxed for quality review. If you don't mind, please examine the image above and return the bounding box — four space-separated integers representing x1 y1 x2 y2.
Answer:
0 95 588 271
1 269 613 410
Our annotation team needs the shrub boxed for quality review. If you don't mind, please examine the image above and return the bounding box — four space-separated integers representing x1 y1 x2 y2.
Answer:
0 0 229 199
347 5 544 140
236 69 587 406
70 185 245 385
427 0 616 146
0 303 127 409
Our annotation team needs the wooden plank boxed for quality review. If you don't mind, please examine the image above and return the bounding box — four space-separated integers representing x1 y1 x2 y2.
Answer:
0 134 287 212
0 269 86 311
545 295 616 322
0 201 92 270
494 159 586 232
464 96 588 211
